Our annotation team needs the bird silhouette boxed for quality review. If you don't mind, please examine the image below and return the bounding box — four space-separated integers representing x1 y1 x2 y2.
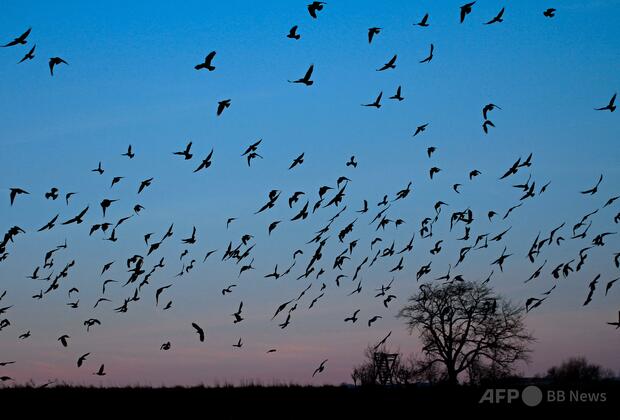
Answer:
192 322 205 342
389 86 404 101
377 54 397 71
308 2 326 19
419 44 434 63
217 99 231 116
485 7 505 25
49 57 68 76
289 64 314 86
174 141 193 160
287 25 301 40
413 123 429 137
595 93 616 112
93 364 106 376
414 13 430 27
195 51 216 71
18 44 36 63
2 28 31 47
312 359 328 377
460 2 476 23
368 27 381 44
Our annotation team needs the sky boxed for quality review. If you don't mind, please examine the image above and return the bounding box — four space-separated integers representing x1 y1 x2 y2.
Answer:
0 0 619 386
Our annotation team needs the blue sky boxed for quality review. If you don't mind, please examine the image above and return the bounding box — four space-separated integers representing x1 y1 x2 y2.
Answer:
0 0 619 385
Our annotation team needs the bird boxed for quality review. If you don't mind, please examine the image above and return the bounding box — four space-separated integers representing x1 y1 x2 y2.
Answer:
233 338 243 348
607 311 620 329
485 7 505 25
2 27 31 47
122 145 135 159
483 103 501 120
110 176 123 188
192 322 205 342
344 309 360 323
49 57 68 76
389 86 404 101
173 141 193 160
65 192 77 205
312 359 328 377
77 353 90 367
414 13 429 27
9 188 29 206
92 162 104 175
217 99 231 116
377 54 397 71
18 44 36 63
62 206 89 225
58 335 70 347
138 178 153 194
93 364 106 376
232 301 244 323
289 153 305 169
155 285 172 306
362 91 383 108
460 2 476 23
605 278 619 296
482 119 495 134
346 156 358 168
595 93 616 112
268 220 281 235
543 8 556 18
581 174 603 195
287 25 301 40
100 199 117 217
419 44 434 63
308 2 326 19
413 123 428 137
289 64 314 86
368 27 381 44
368 315 382 327
195 51 216 71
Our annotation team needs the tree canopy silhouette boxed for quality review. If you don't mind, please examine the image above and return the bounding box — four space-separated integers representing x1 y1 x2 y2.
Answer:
398 281 534 385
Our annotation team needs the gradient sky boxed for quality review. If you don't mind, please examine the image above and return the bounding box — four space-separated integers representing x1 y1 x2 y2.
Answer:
0 0 619 386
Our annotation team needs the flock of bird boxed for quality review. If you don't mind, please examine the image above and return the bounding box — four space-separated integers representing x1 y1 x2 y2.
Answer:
0 2 618 386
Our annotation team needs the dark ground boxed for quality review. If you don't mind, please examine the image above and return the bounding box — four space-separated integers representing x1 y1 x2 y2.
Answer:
0 382 617 415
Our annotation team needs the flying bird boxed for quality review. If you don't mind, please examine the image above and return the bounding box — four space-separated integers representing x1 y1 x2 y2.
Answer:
419 44 434 63
9 188 29 206
289 64 314 86
414 13 430 27
195 51 216 71
49 57 68 76
192 322 205 342
18 44 36 63
368 27 381 44
389 86 404 101
287 25 301 40
217 99 231 116
362 92 383 108
485 7 505 25
2 27 31 47
595 93 616 112
312 359 328 377
194 149 214 172
460 2 476 23
377 54 397 71
308 2 326 19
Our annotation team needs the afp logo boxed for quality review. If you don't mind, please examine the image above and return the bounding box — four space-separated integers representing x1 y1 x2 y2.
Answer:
479 386 543 407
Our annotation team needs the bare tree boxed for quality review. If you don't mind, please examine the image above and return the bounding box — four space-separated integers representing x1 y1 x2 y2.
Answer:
398 281 534 385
